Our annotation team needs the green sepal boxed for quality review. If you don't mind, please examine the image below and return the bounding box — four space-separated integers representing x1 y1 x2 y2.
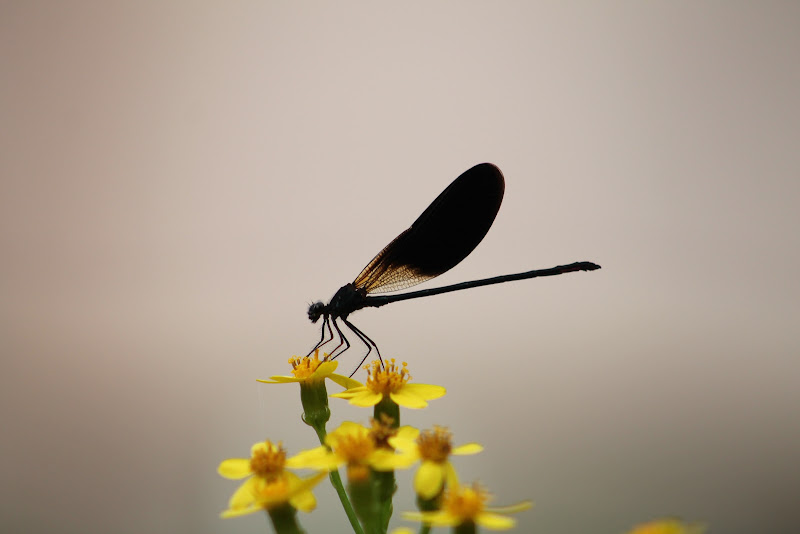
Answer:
299 380 330 430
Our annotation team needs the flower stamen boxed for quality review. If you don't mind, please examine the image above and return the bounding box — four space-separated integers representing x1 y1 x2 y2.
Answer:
336 433 376 464
288 350 330 380
416 426 453 463
249 441 287 482
442 483 489 520
365 358 410 394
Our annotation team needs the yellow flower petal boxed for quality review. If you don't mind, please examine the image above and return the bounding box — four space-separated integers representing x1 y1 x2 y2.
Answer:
486 501 533 515
332 421 367 436
286 447 342 471
257 360 339 384
348 389 383 407
476 512 517 530
395 426 421 442
331 386 365 398
388 429 422 455
258 375 301 383
370 448 417 471
217 458 253 479
289 491 316 512
310 360 338 378
228 477 260 509
415 461 446 499
443 461 459 489
402 510 458 527
402 511 426 522
401 383 446 400
286 472 318 512
220 504 261 518
328 373 362 390
390 389 429 409
452 443 483 455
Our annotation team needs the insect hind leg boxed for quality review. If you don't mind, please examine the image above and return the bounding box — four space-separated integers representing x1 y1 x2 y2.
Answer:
327 317 351 360
341 318 383 377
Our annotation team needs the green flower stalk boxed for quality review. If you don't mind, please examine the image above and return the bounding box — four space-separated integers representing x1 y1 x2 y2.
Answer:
266 502 304 534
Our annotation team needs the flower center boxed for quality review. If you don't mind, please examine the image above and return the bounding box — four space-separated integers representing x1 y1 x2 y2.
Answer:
288 350 329 380
443 484 488 520
336 433 376 464
365 358 410 394
416 426 453 463
249 441 287 482
252 477 290 502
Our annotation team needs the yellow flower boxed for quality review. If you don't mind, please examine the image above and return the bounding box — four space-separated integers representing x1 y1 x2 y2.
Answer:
288 421 415 481
627 518 707 534
220 471 327 518
217 440 323 516
403 483 532 530
257 350 361 389
391 426 483 499
331 359 445 409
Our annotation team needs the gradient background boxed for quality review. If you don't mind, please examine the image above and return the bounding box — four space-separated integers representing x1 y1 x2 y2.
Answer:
2 2 799 533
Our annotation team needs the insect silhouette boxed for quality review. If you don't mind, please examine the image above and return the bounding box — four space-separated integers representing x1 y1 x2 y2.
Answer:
308 163 600 372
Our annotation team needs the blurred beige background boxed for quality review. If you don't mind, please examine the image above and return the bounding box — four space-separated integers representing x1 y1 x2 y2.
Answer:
2 2 799 533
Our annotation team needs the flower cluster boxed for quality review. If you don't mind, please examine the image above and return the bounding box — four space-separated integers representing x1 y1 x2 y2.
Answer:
218 351 705 533
218 353 529 533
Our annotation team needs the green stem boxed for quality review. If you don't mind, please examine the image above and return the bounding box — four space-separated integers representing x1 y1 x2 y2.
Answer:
374 398 400 428
349 474 384 534
310 423 327 443
331 469 364 534
266 503 304 534
453 521 477 534
416 492 442 534
310 423 364 534
373 470 396 533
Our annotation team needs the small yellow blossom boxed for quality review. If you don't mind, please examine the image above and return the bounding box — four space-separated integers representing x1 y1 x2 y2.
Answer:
403 483 532 530
391 426 483 499
627 518 707 534
257 350 361 389
218 440 323 515
220 471 327 518
331 359 446 409
288 421 415 481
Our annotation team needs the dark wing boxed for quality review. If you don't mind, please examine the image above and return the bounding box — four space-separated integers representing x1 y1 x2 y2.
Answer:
353 163 505 294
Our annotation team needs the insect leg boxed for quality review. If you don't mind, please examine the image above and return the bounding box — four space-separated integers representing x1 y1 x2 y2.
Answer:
308 314 335 356
341 318 383 376
328 317 350 360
